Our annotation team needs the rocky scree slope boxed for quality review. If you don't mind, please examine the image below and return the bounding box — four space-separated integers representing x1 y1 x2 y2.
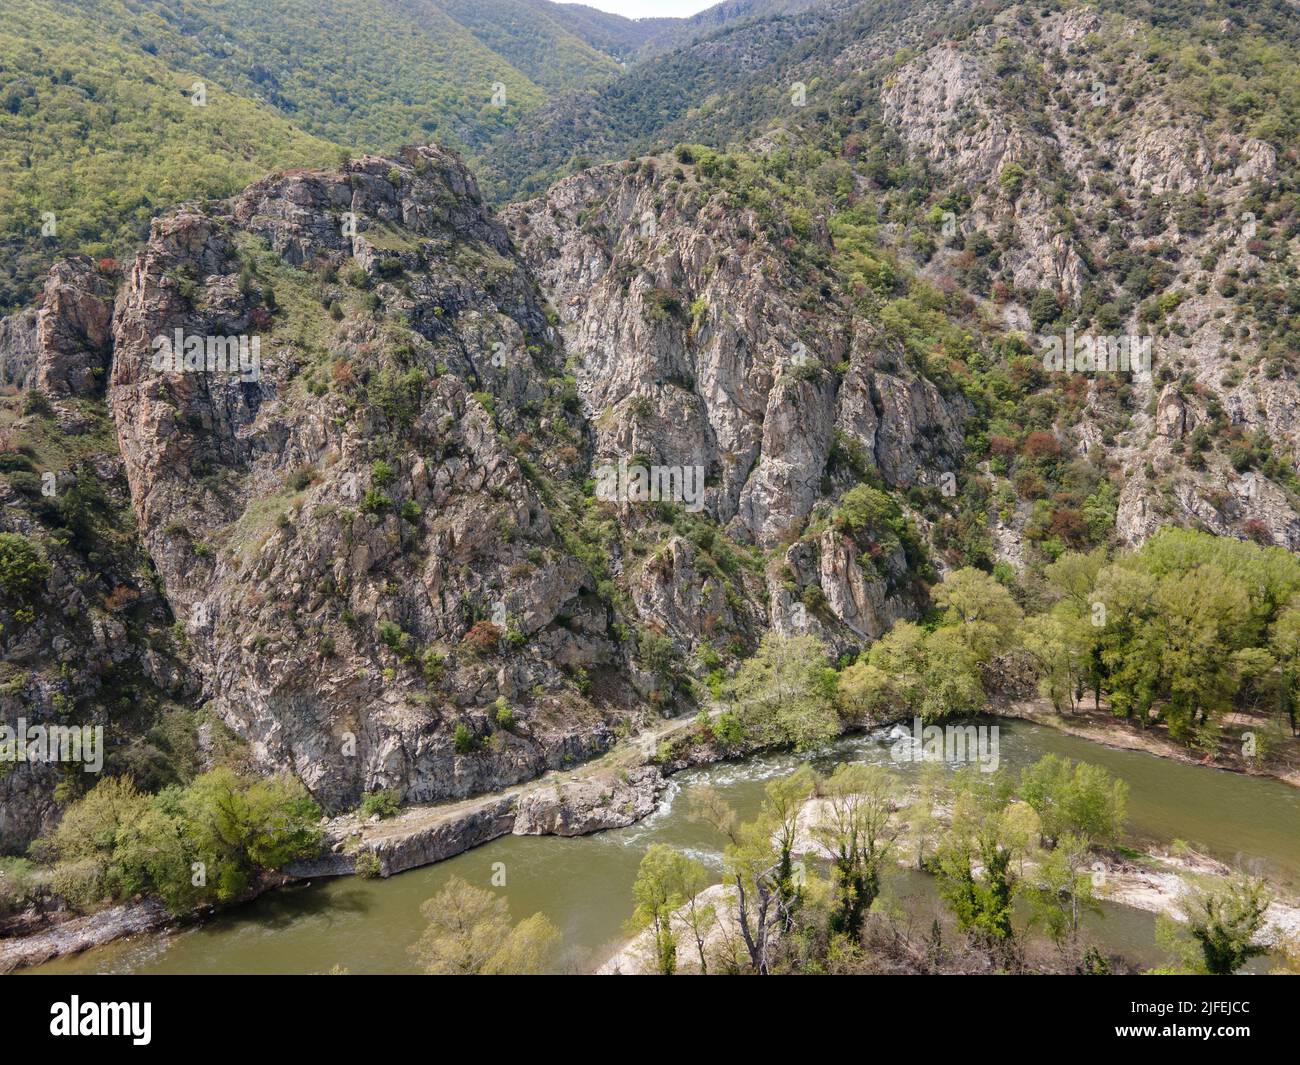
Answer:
873 4 1300 552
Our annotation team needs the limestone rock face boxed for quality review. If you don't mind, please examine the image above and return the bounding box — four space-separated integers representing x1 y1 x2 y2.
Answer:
0 307 38 391
504 162 967 551
630 536 746 646
0 256 113 396
769 528 916 660
0 442 190 851
0 255 189 850
100 147 634 815
34 258 115 396
1155 386 1189 439
512 765 666 837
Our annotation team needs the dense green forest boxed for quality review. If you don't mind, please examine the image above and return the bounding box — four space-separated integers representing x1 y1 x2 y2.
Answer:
0 0 339 310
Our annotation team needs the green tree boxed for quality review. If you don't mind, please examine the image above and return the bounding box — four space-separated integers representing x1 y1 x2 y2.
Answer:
174 768 322 901
691 774 814 975
1020 611 1093 714
35 769 321 911
812 763 897 939
836 659 891 724
932 567 1024 661
726 633 839 751
918 628 986 720
905 762 948 871
0 532 51 603
1151 566 1253 742
1157 875 1272 975
627 844 713 975
859 621 986 722
764 766 816 929
860 621 928 709
1026 832 1101 948
1270 601 1300 734
1043 549 1107 614
35 775 152 902
934 772 1024 952
1017 754 1128 849
410 876 558 975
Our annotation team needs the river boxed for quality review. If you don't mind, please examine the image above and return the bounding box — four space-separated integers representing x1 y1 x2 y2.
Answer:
26 719 1300 974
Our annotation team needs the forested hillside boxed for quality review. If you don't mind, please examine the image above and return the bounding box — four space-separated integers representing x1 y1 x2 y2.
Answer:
0 0 339 312
0 0 752 312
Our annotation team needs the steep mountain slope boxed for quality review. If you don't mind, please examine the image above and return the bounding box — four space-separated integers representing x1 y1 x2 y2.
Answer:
101 147 650 817
0 141 949 848
432 0 632 89
2 0 1299 856
531 1 682 60
0 259 200 848
0 0 689 315
534 0 825 63
50 0 581 143
475 0 867 200
869 3 1300 551
0 0 339 314
487 0 1300 552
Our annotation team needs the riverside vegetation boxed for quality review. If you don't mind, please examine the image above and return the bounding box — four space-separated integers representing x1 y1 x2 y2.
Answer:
8 529 1298 976
403 747 1292 976
608 757 1286 976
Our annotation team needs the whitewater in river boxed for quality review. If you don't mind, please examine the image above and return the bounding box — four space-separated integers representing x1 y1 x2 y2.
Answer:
27 719 1300 974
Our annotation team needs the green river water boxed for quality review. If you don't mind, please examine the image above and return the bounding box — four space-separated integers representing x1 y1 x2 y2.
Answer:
26 719 1300 975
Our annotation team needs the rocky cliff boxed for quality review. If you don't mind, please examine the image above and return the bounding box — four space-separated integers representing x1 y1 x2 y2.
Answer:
876 4 1300 551
3 0 1298 852
0 143 945 847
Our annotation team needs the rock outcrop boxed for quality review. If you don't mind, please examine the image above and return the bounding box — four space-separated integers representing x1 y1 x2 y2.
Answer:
0 256 113 396
513 764 666 836
103 147 633 814
505 161 967 550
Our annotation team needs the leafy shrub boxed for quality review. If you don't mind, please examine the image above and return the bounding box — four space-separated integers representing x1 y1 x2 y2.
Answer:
461 621 502 655
709 710 746 748
0 532 51 602
359 789 400 820
36 770 322 912
493 698 515 730
354 851 383 879
453 723 478 754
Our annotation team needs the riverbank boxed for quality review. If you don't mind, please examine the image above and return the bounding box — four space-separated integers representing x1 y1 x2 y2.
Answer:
0 875 302 974
6 701 1298 973
0 898 173 974
997 698 1300 789
0 719 685 973
595 798 1300 976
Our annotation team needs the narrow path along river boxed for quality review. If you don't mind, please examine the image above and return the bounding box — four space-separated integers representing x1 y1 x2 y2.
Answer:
26 719 1300 975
